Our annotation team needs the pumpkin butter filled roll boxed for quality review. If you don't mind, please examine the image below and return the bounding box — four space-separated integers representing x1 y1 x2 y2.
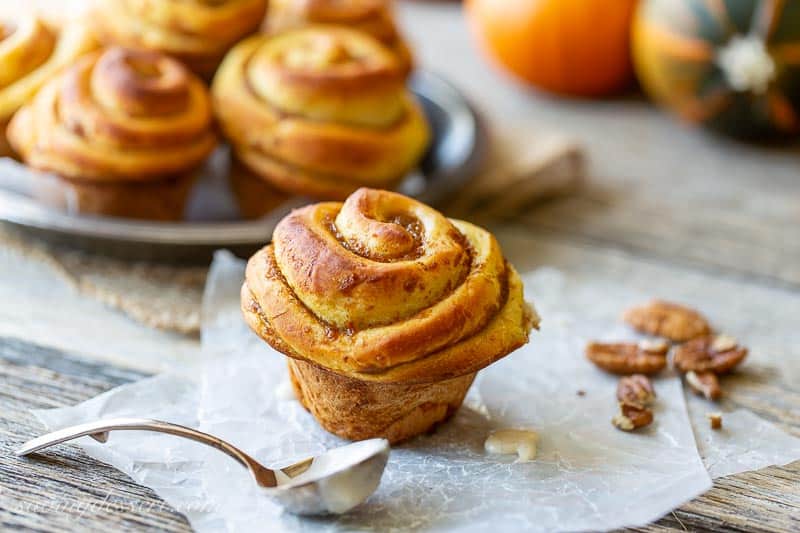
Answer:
8 47 217 220
0 16 97 157
92 0 267 78
212 27 430 218
242 188 538 443
266 0 414 76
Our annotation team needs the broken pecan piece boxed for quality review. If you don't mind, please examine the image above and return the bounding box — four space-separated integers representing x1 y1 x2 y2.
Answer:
685 370 722 401
586 341 667 375
622 300 711 342
612 402 654 431
673 334 747 374
617 374 656 407
707 412 723 430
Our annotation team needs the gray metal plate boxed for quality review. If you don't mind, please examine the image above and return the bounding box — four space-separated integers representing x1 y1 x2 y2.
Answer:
0 71 485 263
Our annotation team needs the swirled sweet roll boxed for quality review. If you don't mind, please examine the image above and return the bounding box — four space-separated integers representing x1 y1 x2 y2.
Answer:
213 27 430 216
267 0 413 76
8 47 217 220
92 0 268 78
242 188 538 443
0 17 97 157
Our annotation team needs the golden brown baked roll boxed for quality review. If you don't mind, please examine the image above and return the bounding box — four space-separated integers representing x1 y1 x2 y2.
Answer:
91 0 268 78
0 17 97 157
213 27 430 215
267 0 413 76
242 188 537 443
8 47 217 220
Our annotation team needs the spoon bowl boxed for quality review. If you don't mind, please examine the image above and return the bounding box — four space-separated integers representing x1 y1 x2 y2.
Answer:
16 417 390 515
272 438 391 515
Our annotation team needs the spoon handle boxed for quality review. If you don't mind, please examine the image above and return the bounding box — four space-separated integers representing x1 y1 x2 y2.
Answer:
16 417 277 487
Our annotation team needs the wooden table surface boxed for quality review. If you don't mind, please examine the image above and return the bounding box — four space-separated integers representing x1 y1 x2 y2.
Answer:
1 2 799 532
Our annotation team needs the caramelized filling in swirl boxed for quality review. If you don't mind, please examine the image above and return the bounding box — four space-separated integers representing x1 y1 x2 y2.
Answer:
8 47 216 181
212 27 430 199
242 189 536 384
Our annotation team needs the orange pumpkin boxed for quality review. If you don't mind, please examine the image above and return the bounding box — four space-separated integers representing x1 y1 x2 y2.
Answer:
465 0 639 97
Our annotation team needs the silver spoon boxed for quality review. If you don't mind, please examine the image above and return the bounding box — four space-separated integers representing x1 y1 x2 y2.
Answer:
16 417 390 515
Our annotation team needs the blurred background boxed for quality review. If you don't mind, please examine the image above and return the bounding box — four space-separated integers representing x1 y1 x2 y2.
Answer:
396 0 799 287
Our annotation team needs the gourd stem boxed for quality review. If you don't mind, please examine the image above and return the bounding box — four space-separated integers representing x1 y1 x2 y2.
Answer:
716 35 776 94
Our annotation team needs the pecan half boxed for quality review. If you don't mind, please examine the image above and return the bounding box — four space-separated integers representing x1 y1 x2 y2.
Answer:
622 300 711 342
612 402 654 431
586 342 667 375
673 334 747 374
617 374 656 407
685 370 722 401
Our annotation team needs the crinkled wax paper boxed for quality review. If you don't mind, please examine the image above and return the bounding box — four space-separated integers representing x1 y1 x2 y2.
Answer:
34 252 800 532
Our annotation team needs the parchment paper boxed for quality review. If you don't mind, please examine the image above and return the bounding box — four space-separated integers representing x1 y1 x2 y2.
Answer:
34 252 800 532
688 401 800 479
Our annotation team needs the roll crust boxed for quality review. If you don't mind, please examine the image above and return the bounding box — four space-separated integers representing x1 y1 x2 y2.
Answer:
0 17 97 156
243 189 536 441
243 188 537 384
267 0 413 76
288 359 475 444
8 47 216 219
91 0 268 78
212 27 430 206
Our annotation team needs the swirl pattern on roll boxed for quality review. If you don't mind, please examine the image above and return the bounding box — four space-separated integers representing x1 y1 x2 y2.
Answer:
212 27 430 199
8 47 216 182
267 0 413 75
242 188 536 384
92 0 267 77
0 17 97 150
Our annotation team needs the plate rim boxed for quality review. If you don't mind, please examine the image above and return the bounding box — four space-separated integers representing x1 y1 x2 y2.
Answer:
0 70 484 249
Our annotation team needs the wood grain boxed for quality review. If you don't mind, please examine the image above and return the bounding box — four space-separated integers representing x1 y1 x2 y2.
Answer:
517 191 800 290
1 337 798 532
0 337 190 532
